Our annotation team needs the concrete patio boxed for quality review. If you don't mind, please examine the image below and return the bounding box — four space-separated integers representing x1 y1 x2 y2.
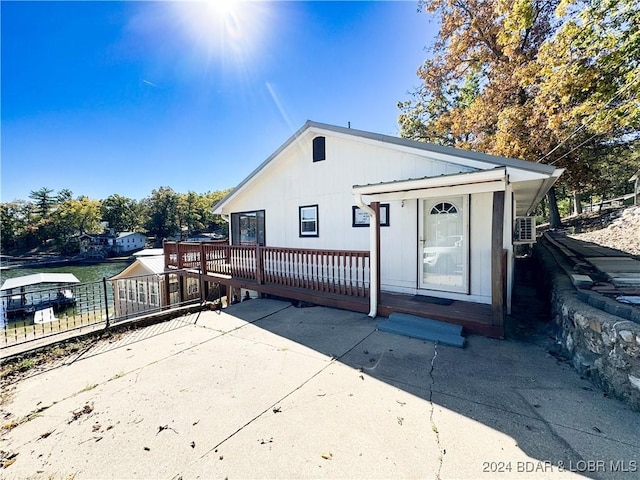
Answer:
1 299 638 479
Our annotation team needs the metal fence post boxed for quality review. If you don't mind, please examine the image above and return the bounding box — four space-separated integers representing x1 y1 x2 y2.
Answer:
103 277 110 329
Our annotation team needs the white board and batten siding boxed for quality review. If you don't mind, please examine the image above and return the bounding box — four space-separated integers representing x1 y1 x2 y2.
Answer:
220 128 503 304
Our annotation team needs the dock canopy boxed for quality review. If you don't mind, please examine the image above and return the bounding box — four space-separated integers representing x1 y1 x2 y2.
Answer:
0 273 81 291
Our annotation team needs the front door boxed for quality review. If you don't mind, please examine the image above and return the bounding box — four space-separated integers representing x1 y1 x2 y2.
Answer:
418 196 469 293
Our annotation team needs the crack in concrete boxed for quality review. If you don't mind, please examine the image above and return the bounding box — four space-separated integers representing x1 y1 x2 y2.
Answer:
428 342 443 480
170 327 377 480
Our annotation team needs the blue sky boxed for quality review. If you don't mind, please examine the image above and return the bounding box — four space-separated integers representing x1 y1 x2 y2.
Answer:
1 1 437 202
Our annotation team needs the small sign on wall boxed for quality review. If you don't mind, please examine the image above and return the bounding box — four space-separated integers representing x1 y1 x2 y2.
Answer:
352 204 390 227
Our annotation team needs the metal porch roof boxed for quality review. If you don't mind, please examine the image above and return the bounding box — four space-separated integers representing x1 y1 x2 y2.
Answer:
1 273 81 291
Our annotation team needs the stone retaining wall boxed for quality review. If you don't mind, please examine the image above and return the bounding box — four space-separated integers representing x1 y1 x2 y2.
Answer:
535 240 640 411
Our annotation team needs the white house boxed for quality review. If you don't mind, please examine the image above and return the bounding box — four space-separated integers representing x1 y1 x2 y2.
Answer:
209 121 562 336
113 232 147 254
79 231 147 257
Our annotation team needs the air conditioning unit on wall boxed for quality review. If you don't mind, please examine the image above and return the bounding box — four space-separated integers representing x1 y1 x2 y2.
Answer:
514 216 536 244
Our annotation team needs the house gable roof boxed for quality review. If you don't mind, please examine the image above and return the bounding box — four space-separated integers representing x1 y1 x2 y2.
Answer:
110 256 165 280
213 120 562 215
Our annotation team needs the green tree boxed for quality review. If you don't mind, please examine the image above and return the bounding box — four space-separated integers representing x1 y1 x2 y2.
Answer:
142 187 182 241
205 189 232 236
55 196 103 235
101 194 141 232
1 200 42 251
56 189 73 203
178 189 231 236
29 187 56 218
52 196 103 252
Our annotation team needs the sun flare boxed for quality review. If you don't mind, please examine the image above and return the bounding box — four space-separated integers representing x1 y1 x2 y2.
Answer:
169 0 272 69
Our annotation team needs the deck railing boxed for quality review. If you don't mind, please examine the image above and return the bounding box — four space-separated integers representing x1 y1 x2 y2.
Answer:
164 242 370 297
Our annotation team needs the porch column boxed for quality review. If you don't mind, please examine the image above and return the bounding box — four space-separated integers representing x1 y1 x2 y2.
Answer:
491 191 506 334
354 194 378 318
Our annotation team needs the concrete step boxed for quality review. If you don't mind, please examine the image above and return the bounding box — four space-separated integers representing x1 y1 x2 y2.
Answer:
378 313 465 348
388 312 463 336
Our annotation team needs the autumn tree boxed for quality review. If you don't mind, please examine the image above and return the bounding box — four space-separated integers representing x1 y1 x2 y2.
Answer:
534 0 640 210
400 0 640 224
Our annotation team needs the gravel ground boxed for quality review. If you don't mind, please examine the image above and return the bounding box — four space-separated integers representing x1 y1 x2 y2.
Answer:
568 205 640 256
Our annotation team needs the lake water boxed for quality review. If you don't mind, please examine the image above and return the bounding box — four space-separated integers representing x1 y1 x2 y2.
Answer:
0 261 132 286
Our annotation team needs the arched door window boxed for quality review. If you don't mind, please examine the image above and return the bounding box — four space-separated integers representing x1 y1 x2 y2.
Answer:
420 196 468 293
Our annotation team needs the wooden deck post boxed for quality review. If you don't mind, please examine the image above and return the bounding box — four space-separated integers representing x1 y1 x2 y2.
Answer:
177 243 184 269
491 190 506 334
255 245 263 285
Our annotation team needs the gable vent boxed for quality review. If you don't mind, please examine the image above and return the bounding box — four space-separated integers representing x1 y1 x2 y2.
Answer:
514 217 536 244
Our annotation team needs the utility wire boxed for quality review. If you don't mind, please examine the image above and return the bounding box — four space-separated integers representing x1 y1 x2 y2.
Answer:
536 71 640 164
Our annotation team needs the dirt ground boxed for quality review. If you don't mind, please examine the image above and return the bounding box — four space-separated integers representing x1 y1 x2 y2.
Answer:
562 205 639 256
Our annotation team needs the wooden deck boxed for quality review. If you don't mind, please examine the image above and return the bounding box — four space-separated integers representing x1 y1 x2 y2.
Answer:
165 241 503 339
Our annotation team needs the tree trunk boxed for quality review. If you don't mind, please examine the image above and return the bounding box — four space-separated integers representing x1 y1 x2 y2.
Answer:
572 191 582 216
540 198 547 217
547 188 562 228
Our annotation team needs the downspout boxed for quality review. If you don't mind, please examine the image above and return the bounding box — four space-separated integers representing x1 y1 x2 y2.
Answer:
355 194 378 318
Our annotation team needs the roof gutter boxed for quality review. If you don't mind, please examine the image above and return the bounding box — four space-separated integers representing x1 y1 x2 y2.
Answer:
354 194 378 318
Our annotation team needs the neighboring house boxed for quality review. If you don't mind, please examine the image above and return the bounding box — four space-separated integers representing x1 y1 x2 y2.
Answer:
109 255 200 319
78 233 112 257
210 120 563 335
79 231 147 257
112 232 147 254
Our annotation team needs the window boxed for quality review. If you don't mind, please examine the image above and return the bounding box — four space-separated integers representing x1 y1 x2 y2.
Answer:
137 282 146 304
231 210 265 245
312 136 326 162
187 277 199 295
352 204 390 227
149 283 159 306
127 280 136 302
430 202 458 215
299 205 319 237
